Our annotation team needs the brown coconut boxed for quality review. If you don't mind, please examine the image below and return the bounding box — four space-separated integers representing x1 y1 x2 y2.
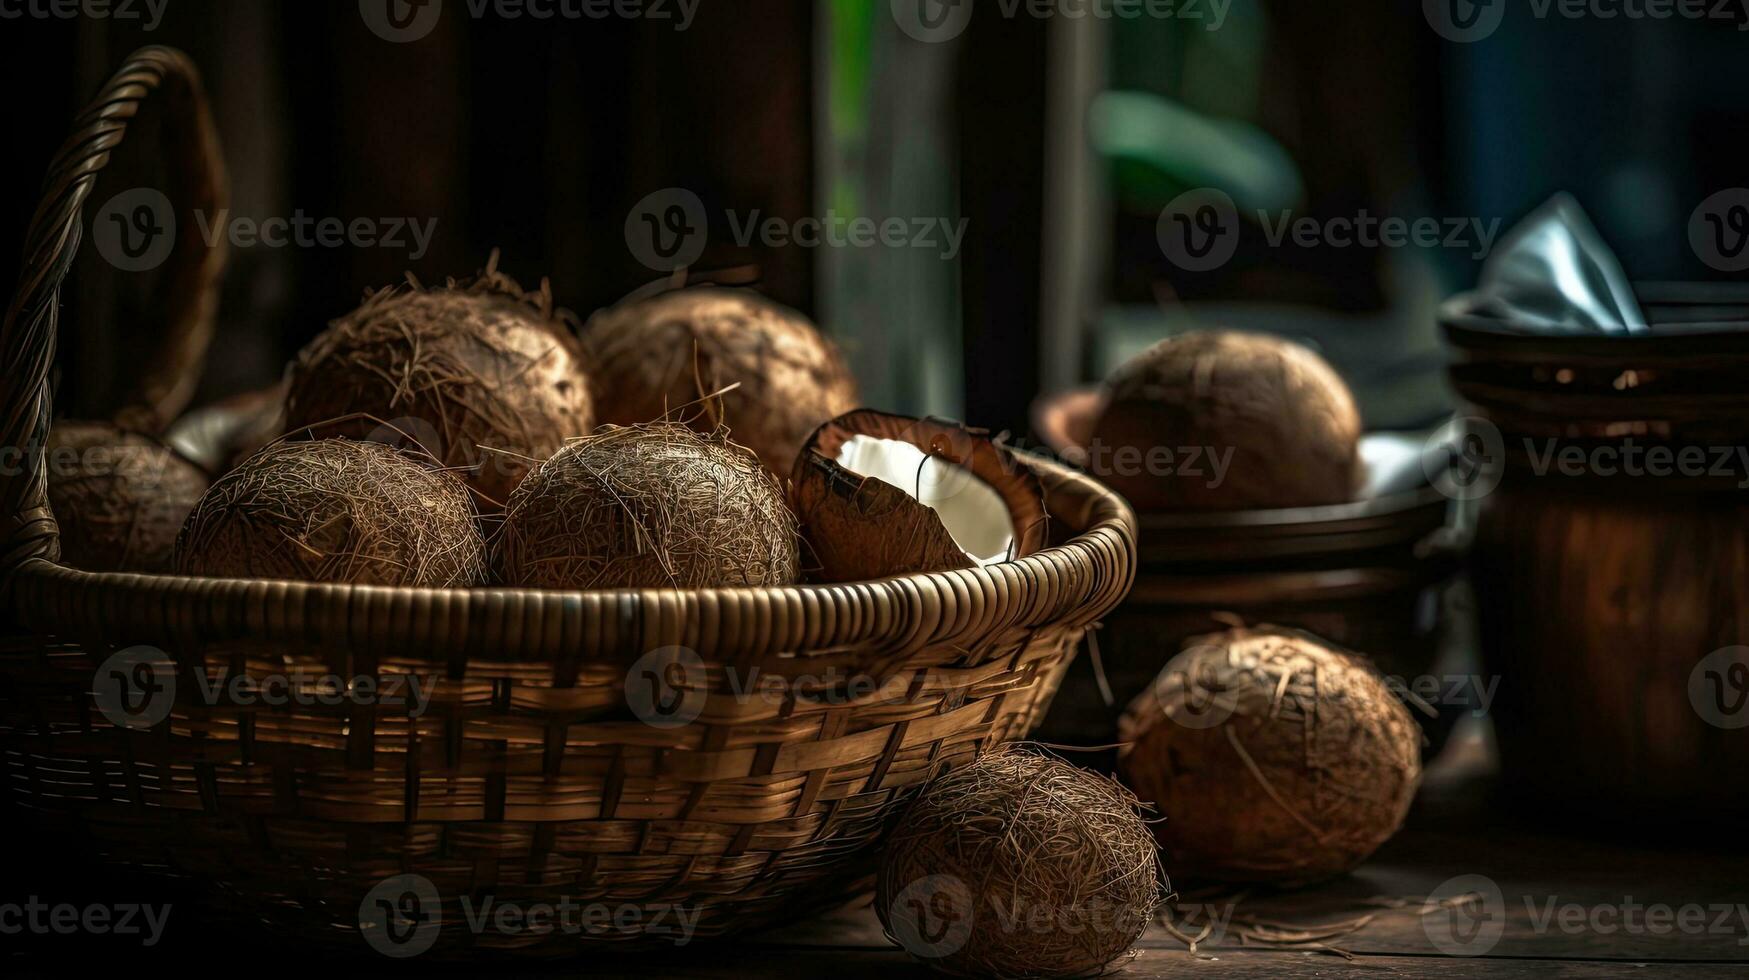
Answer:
284 252 594 504
1090 331 1362 511
1117 626 1421 885
174 439 488 587
582 288 857 475
45 421 210 573
877 745 1165 979
496 423 798 590
790 410 1049 583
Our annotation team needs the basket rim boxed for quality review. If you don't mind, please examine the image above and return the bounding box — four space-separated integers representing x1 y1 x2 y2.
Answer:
3 454 1136 668
1440 290 1749 356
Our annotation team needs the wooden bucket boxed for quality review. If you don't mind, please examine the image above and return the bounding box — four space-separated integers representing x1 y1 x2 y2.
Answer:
1029 388 1465 757
0 47 1138 957
1443 285 1749 820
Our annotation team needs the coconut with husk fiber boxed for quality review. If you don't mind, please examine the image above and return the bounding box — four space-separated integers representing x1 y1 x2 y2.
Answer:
878 745 1165 979
284 252 593 504
45 421 210 573
496 423 798 589
174 439 487 587
1118 625 1421 885
1091 330 1361 511
790 410 1048 583
582 288 857 475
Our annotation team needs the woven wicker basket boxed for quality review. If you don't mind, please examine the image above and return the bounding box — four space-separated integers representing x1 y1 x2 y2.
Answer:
0 47 1137 957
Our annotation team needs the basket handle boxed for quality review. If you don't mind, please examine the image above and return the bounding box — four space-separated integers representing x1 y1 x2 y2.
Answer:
0 46 228 570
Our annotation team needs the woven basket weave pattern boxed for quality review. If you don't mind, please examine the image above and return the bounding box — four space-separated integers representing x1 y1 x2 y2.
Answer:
0 47 1137 956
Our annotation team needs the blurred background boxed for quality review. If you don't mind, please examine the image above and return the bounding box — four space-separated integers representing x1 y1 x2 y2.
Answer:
3 0 1746 436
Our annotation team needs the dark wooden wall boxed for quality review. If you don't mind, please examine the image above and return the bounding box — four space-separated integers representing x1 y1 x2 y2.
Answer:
0 0 817 421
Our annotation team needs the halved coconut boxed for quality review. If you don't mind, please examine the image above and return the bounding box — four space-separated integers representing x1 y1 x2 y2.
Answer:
790 410 1048 582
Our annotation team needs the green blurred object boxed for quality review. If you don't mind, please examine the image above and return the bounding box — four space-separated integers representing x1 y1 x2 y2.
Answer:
817 0 963 418
1090 90 1303 214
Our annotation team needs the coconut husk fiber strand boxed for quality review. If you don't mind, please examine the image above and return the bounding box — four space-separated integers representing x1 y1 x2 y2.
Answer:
1091 330 1361 511
285 251 593 504
583 288 857 475
877 745 1166 979
496 422 798 590
1159 888 1488 961
46 421 209 573
1118 627 1421 886
174 438 488 587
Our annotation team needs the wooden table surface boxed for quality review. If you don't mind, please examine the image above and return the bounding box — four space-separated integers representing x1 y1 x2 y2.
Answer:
8 722 1747 977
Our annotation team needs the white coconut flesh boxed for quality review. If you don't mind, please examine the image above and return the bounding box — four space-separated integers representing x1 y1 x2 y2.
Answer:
833 434 1018 566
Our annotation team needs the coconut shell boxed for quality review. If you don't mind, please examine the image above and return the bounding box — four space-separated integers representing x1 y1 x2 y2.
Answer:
1117 626 1422 885
1090 330 1362 512
45 421 210 573
877 746 1164 979
496 423 799 590
790 410 1048 583
174 439 488 587
284 253 594 504
582 288 857 475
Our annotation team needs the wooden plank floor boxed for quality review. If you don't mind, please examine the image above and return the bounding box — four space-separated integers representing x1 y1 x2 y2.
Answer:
7 722 1747 976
